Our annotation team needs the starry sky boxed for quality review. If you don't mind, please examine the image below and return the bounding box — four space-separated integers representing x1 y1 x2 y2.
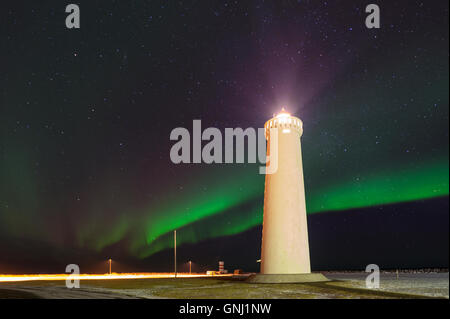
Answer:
0 0 448 273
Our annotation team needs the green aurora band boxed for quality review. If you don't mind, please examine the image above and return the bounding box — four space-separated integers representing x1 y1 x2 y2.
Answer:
1 145 447 259
132 158 448 258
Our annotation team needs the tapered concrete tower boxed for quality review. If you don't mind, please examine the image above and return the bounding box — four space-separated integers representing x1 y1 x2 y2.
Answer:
248 109 328 283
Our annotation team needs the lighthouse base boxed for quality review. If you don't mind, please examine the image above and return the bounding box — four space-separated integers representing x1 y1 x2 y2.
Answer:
246 273 329 284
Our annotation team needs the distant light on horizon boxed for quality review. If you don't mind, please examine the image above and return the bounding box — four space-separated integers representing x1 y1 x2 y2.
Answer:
0 272 233 283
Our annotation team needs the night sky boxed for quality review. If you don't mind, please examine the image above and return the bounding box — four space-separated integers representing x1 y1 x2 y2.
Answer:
0 0 448 274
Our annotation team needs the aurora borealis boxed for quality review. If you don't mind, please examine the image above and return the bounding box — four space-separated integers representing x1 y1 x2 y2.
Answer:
0 0 448 272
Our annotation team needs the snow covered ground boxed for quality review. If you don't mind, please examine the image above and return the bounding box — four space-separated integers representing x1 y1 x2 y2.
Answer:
325 272 449 298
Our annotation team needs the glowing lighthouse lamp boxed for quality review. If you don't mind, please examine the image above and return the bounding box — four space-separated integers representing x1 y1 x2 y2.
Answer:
248 108 328 283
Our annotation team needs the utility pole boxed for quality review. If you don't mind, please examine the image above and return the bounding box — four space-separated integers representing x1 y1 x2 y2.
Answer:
174 230 177 278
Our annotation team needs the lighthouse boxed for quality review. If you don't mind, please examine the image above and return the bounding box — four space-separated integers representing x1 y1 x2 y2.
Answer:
248 109 328 283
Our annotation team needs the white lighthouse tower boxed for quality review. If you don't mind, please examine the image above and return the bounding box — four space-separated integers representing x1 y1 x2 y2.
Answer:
248 109 328 283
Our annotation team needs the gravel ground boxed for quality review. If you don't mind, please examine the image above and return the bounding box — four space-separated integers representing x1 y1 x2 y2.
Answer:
1 272 447 299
